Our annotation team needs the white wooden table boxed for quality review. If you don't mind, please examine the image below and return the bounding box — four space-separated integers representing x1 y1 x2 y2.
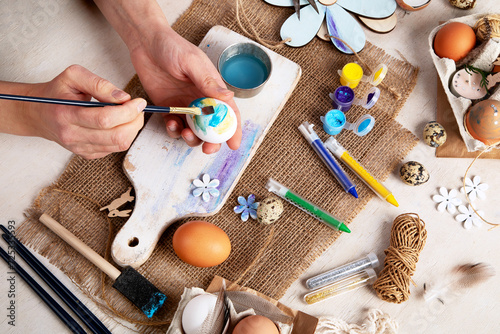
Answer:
1 1 499 333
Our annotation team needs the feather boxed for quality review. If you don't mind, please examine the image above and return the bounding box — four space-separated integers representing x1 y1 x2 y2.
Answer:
200 280 230 334
424 263 495 304
226 290 293 324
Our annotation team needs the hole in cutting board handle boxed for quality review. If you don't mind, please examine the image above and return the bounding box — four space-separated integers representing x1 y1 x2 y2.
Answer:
128 237 139 247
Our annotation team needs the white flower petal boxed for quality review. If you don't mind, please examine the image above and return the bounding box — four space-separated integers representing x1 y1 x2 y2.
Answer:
468 191 477 202
446 203 457 214
202 174 211 185
472 217 483 227
463 219 472 229
457 205 468 214
450 198 462 206
477 183 489 191
463 185 473 194
439 187 448 197
202 190 210 202
433 195 445 203
456 214 468 222
437 202 447 212
208 179 219 188
193 179 205 188
476 191 486 200
208 188 220 197
472 175 481 186
193 188 203 197
464 177 474 187
448 189 458 198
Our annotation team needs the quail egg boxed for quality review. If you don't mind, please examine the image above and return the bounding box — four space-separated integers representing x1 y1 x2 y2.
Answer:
423 121 447 147
257 196 284 225
400 161 430 186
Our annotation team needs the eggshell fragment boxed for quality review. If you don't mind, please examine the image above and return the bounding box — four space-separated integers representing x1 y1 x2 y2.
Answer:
423 121 447 147
172 221 231 267
449 0 476 9
464 99 500 146
186 97 238 144
400 161 430 186
433 22 476 62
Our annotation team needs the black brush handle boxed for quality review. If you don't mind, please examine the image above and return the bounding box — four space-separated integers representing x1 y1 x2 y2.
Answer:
0 244 86 334
0 93 170 113
1 226 111 334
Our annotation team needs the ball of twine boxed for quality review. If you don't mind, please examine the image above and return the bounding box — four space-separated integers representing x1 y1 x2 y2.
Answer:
474 14 500 41
373 213 427 304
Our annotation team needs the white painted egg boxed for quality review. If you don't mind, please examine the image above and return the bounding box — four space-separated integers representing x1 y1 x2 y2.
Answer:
186 98 238 144
181 294 217 334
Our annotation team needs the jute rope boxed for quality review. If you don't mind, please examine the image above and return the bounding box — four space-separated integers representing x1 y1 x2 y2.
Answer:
372 213 427 304
474 14 500 41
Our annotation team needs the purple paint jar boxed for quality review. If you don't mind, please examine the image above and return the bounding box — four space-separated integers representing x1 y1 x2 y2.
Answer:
330 86 355 112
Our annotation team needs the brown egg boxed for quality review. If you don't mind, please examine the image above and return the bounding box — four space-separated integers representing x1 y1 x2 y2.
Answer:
172 221 231 267
233 315 279 334
433 22 476 61
464 99 500 146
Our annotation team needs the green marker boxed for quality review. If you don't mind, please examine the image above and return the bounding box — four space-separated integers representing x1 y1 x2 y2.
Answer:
266 178 351 233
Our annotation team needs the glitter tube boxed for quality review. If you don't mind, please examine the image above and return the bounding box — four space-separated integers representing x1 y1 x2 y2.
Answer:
304 269 377 305
306 252 379 290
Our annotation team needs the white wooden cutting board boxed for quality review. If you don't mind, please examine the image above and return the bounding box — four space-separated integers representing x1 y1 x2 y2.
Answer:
111 26 301 268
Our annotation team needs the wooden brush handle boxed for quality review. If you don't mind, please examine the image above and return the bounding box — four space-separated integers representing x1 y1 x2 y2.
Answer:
39 213 121 280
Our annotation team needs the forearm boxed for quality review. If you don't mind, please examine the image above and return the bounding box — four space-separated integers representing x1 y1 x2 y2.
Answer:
0 81 41 137
93 0 173 53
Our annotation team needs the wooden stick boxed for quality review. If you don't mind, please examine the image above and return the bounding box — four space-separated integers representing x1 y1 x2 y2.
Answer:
39 213 121 280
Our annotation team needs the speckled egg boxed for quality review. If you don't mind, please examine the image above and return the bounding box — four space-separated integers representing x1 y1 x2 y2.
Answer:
400 161 430 186
186 97 237 144
257 196 284 225
423 121 447 147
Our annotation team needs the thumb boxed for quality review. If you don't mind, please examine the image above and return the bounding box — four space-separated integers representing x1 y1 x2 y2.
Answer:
61 65 131 103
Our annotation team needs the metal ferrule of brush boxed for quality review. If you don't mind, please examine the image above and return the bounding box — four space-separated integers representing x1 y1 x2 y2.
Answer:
168 107 202 115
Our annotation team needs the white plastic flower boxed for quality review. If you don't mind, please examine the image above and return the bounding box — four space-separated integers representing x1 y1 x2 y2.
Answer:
432 187 462 214
456 204 484 229
192 174 220 202
461 176 488 201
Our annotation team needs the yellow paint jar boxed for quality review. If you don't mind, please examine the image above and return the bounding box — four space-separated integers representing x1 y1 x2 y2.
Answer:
339 63 363 88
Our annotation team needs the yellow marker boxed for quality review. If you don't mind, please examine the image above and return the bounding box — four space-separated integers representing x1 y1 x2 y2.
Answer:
325 137 399 207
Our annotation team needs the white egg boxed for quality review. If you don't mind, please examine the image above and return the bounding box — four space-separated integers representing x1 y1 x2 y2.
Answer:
181 294 217 334
186 98 238 144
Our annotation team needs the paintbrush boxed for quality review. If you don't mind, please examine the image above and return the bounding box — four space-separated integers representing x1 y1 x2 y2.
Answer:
39 213 166 318
0 93 214 115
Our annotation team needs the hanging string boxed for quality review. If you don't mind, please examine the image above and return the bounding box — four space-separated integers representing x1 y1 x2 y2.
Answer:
462 144 500 231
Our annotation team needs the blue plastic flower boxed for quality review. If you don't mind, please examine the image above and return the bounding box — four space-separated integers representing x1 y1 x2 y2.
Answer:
193 174 220 202
234 194 259 221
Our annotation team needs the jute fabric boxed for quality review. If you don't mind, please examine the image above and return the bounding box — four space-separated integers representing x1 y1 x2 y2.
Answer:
17 0 419 331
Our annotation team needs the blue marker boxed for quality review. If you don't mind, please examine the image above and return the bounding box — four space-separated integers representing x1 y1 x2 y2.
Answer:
298 122 358 198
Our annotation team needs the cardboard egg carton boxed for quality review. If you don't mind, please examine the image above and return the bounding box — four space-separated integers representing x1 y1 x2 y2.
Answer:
428 13 500 152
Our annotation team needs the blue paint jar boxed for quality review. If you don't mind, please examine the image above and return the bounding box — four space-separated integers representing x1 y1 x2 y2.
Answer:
321 109 346 135
331 86 355 112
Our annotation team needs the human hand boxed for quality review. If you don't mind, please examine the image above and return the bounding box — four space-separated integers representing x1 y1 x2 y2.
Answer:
129 27 242 154
30 65 146 159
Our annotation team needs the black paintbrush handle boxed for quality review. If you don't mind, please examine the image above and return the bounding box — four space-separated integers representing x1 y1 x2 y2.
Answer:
0 244 86 334
0 226 110 334
0 93 170 113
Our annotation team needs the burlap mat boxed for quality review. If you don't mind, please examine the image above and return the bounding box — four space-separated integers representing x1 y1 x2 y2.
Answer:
17 0 419 332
